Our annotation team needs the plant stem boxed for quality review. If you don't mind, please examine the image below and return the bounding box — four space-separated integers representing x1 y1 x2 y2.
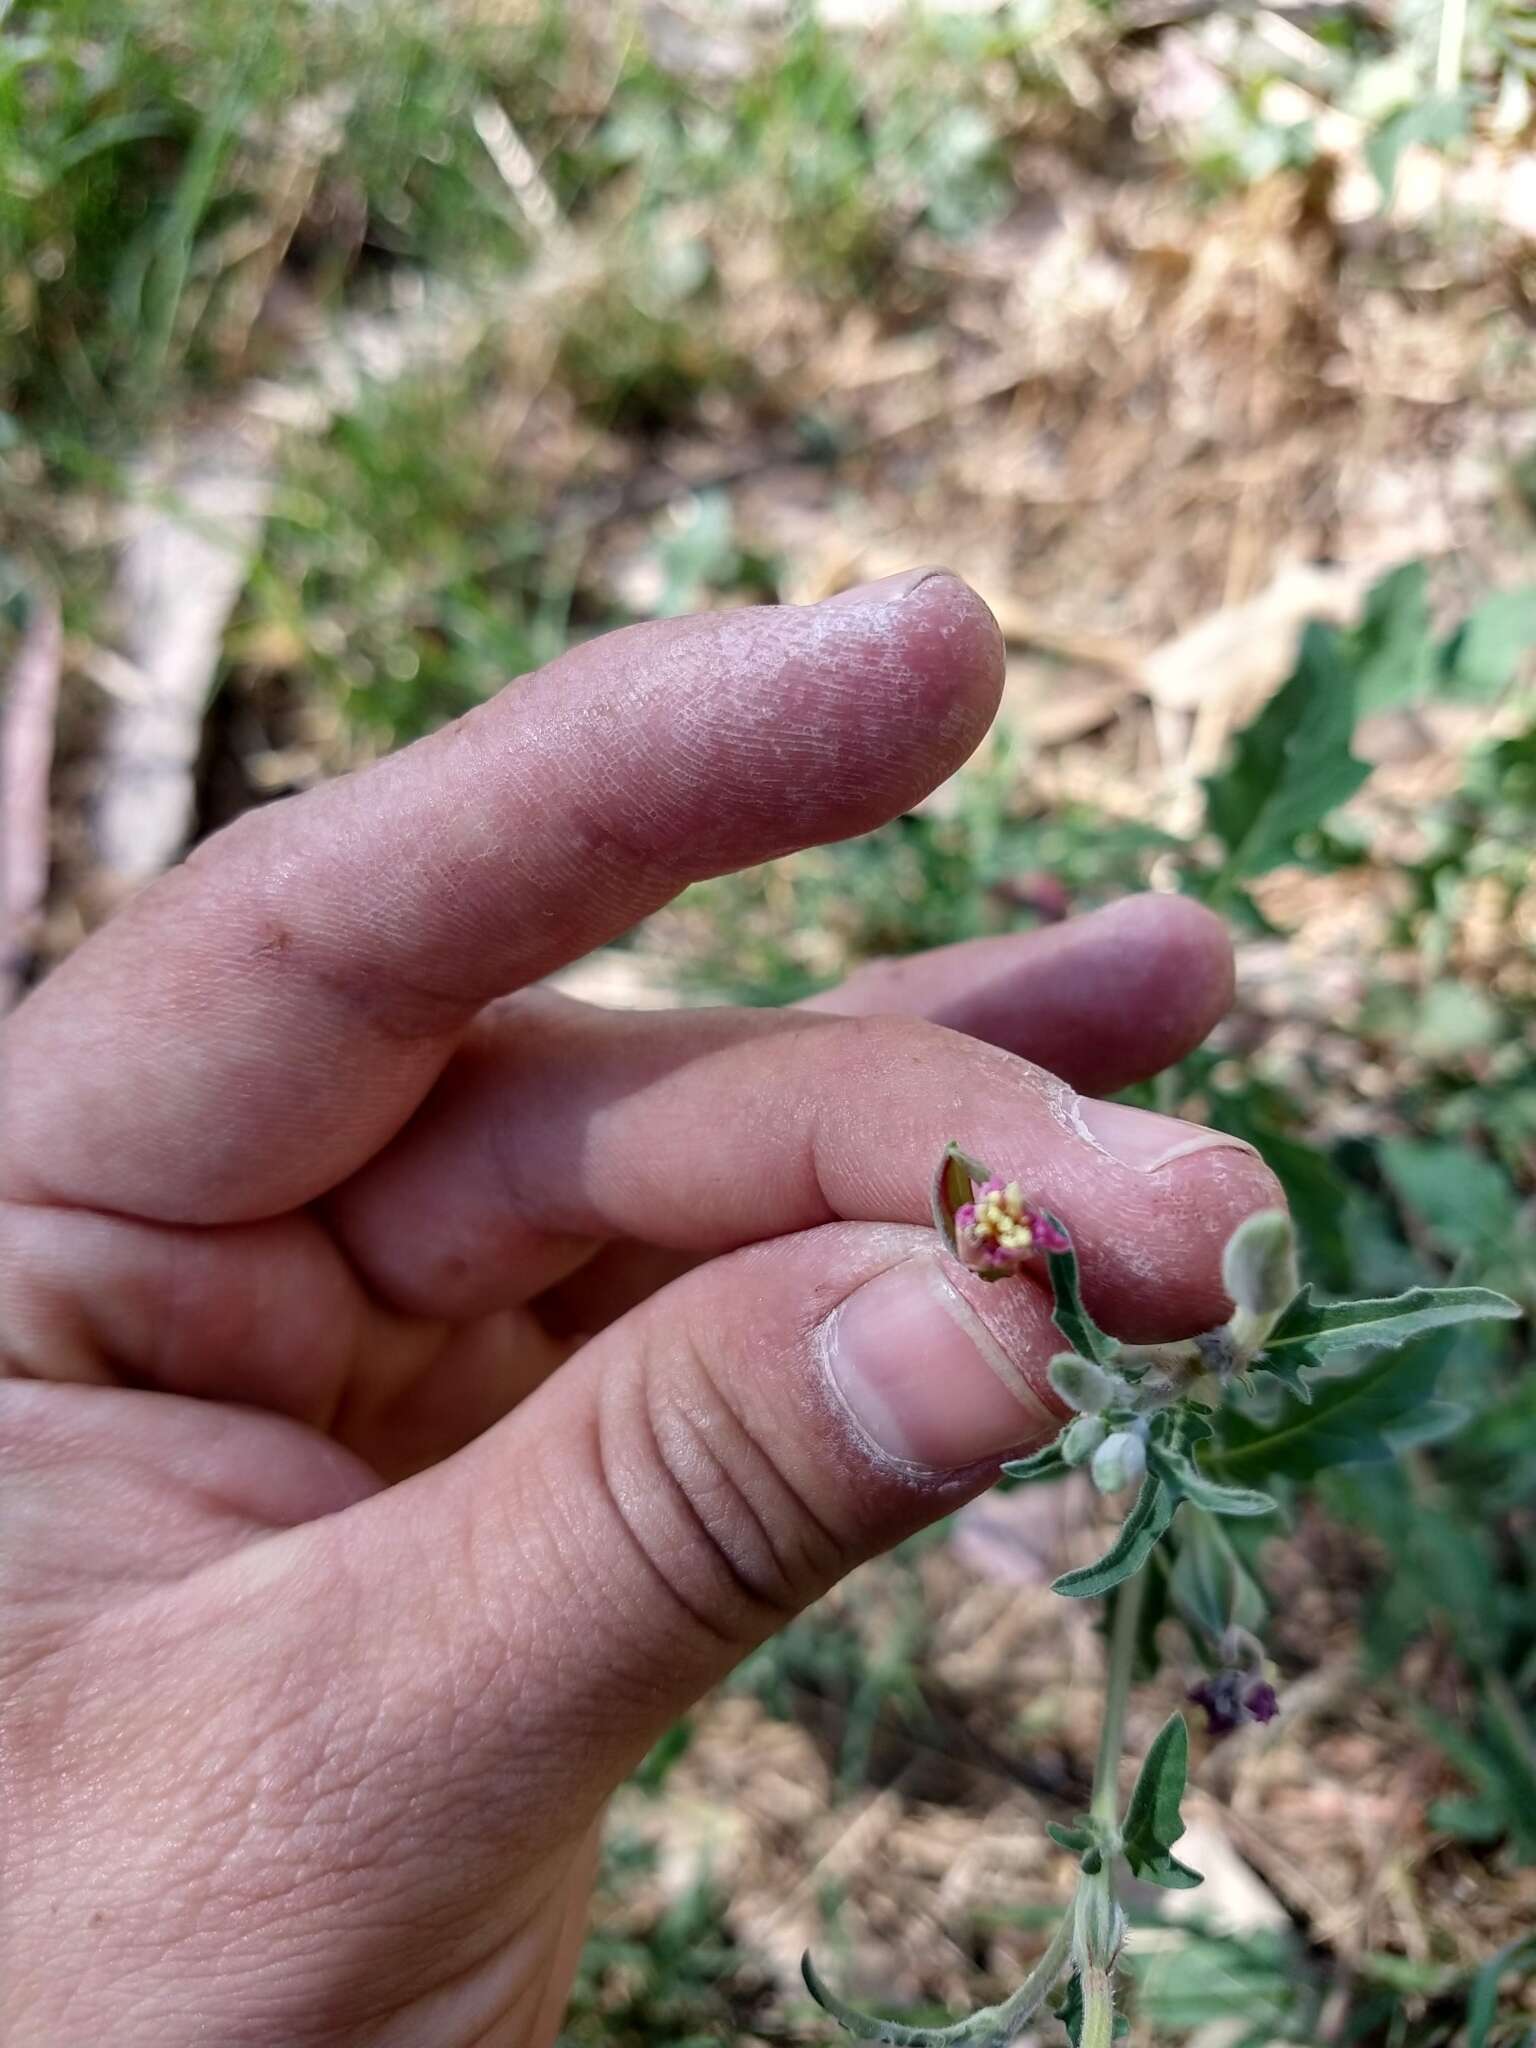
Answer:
1091 1566 1148 1828
983 1908 1076 2045
1436 0 1468 95
1079 1967 1116 2048
801 1905 1075 2046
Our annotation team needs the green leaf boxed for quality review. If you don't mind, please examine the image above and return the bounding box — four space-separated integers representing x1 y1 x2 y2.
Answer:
1059 1974 1083 2047
1379 1140 1519 1261
1439 587 1536 701
931 1141 991 1255
1429 1795 1507 1843
1047 1822 1094 1853
1352 561 1435 713
1253 1353 1312 1402
1057 1975 1130 2046
1122 1713 1203 1890
1041 1218 1119 1370
1381 1399 1469 1454
1000 1437 1068 1485
1365 93 1468 207
1204 622 1370 885
1263 1283 1519 1362
1149 1443 1277 1519
1410 980 1505 1058
1212 1335 1457 1483
1467 1933 1536 2048
1052 1475 1177 1599
1169 1509 1267 1646
1126 1927 1308 2036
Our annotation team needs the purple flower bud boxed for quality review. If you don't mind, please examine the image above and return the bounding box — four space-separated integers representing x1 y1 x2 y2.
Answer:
1243 1679 1279 1724
1189 1670 1281 1739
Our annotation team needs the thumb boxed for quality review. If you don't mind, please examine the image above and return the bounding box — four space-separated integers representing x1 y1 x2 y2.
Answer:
340 1225 1069 1838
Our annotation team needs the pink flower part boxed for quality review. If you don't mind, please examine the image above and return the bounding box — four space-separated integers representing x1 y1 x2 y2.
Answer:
955 1178 1061 1275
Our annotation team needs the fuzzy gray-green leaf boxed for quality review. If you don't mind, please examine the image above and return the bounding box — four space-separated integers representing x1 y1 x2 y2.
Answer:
1253 1352 1313 1402
1001 1436 1069 1485
1169 1508 1267 1645
1041 1217 1119 1370
1212 1335 1460 1483
1122 1712 1203 1890
1052 1475 1176 1599
1149 1443 1277 1519
1047 1821 1094 1853
1262 1283 1518 1362
1050 1353 1115 1414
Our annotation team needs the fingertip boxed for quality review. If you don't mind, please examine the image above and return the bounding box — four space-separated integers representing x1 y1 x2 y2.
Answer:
883 567 1007 738
800 568 1005 826
1079 1132 1288 1342
880 892 1235 1094
1101 892 1235 1025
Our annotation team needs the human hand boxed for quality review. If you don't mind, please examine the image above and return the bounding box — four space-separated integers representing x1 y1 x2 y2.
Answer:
0 569 1281 2047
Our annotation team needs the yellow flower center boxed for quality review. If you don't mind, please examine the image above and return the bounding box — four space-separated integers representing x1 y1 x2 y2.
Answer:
971 1182 1035 1251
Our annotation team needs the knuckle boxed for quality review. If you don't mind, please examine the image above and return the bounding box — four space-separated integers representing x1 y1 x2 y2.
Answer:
594 1328 845 1653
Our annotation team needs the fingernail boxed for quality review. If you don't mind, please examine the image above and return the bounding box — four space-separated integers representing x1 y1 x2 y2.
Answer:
1075 1099 1260 1175
817 566 953 610
823 1257 1055 1468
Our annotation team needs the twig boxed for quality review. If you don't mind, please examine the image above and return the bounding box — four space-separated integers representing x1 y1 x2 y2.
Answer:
474 98 565 244
0 583 63 1016
1436 0 1469 95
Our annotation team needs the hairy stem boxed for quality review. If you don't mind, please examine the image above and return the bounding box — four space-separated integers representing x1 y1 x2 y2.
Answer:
984 1908 1076 2044
1091 1565 1148 1828
800 1901 1075 2046
1079 1967 1116 2048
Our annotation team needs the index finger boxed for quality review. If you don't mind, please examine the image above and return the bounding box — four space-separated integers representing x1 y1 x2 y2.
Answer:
0 571 1002 1221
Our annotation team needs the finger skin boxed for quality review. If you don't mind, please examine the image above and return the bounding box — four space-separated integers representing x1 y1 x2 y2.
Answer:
0 575 1003 1222
326 890 1237 1324
267 1222 1102 2042
151 1227 1052 2044
0 897 1246 1445
534 897 1236 1339
808 892 1235 1097
330 998 1279 1341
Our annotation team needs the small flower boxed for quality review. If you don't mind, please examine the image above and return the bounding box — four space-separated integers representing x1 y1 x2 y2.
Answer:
1189 1670 1281 1738
957 1179 1068 1277
931 1145 1070 1281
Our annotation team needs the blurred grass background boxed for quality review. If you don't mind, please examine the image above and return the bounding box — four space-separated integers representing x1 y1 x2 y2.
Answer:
3 2 1536 2042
